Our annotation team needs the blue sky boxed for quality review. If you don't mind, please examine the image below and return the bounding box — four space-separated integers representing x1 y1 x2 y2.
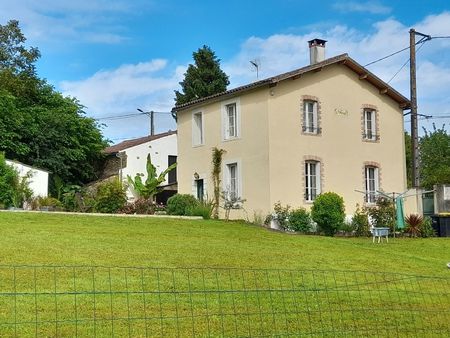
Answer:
1 0 449 142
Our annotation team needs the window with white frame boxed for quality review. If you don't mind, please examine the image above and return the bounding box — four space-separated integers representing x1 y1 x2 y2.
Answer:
226 162 239 200
192 112 203 146
365 166 379 203
305 161 320 201
303 100 319 134
363 109 377 140
222 100 239 140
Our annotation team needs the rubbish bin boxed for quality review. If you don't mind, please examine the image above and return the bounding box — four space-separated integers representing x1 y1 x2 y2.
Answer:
431 215 450 237
440 215 450 237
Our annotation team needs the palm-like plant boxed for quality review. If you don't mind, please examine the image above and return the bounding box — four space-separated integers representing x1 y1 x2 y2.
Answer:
127 154 177 200
405 214 424 237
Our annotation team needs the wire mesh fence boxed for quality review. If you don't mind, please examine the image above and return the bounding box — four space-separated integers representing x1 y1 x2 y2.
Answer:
0 265 449 337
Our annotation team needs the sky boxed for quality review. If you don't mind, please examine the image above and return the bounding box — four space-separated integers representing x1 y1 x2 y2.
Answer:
1 0 449 143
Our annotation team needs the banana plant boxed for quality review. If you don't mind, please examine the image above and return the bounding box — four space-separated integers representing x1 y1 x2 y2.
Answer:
127 154 177 200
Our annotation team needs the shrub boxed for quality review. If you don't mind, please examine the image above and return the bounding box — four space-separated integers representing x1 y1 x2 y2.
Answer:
167 194 199 216
288 208 312 232
120 198 155 215
188 199 213 219
405 214 423 237
0 154 33 208
273 202 290 229
352 204 370 236
420 217 435 238
94 179 127 213
311 192 345 236
34 196 63 210
339 221 356 234
366 197 395 231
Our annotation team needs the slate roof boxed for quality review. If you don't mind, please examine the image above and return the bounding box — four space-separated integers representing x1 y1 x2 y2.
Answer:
104 130 177 154
172 54 411 112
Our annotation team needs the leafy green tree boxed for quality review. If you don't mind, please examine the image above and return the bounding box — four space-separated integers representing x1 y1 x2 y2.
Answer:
127 154 177 200
420 124 450 189
0 20 107 190
0 20 40 76
173 45 229 119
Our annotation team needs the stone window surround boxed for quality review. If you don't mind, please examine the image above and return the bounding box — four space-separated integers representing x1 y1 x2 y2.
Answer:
362 161 382 206
300 95 322 136
361 104 380 143
302 155 324 204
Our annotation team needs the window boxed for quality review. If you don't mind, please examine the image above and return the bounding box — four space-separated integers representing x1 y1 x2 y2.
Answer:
222 100 240 140
192 112 203 146
226 103 237 138
226 162 239 200
167 155 177 184
363 109 377 140
305 161 320 201
365 166 379 203
303 100 319 134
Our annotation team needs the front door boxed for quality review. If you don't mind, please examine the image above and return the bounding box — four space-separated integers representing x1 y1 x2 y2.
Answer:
196 179 204 201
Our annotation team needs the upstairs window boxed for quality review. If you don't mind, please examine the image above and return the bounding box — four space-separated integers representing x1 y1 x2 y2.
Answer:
223 100 240 140
305 161 320 202
303 100 320 134
192 112 204 146
363 109 378 141
365 166 379 204
226 103 237 138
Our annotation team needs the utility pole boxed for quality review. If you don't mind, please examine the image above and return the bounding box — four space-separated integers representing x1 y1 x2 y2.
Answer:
409 28 419 188
409 29 431 188
137 108 155 136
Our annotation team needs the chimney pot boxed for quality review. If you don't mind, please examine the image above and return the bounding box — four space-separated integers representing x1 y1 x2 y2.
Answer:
308 38 327 64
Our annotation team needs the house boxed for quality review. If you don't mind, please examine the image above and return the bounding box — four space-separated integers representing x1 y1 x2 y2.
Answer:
172 39 414 220
103 130 177 203
5 160 49 197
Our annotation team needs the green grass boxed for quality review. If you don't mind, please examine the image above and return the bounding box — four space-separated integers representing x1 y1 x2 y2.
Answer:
0 211 449 274
0 212 449 337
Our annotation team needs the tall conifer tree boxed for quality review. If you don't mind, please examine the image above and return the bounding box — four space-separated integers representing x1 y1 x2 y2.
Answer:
173 45 229 120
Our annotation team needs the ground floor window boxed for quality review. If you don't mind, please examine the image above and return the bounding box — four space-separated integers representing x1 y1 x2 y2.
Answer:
305 161 320 201
365 166 379 203
225 162 239 200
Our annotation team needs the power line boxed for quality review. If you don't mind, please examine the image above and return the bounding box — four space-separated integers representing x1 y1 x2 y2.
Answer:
404 115 450 123
387 40 426 84
364 35 433 67
96 111 172 121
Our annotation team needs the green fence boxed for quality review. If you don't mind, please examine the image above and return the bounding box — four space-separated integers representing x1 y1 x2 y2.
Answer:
0 266 449 337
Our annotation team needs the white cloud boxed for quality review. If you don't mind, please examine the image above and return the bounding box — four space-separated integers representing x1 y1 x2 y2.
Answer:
0 0 148 44
60 59 179 140
333 1 392 15
224 12 450 131
61 12 450 141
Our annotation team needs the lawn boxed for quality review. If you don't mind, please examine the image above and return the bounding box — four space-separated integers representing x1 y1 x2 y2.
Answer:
0 211 449 337
0 211 449 274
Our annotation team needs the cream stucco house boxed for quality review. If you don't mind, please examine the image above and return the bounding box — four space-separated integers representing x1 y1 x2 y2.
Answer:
172 40 412 219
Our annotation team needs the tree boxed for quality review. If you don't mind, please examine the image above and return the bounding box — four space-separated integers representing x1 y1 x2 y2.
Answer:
420 124 450 189
127 154 177 200
0 20 107 190
0 20 40 76
173 45 229 119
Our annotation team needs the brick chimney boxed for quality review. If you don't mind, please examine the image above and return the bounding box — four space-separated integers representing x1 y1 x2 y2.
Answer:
308 39 327 64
